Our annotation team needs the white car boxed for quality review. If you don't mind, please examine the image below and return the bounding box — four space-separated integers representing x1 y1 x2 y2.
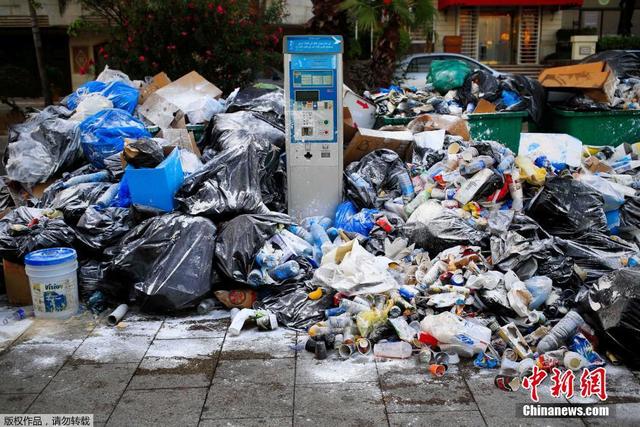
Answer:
395 53 501 88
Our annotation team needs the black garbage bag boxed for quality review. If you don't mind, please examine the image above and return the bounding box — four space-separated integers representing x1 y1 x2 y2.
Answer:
527 176 608 238
581 50 640 79
214 213 292 285
578 267 640 367
344 149 411 209
403 202 489 256
176 144 270 219
75 206 133 251
257 281 334 331
123 138 164 168
78 259 111 300
491 214 575 287
108 213 217 312
200 111 286 211
4 106 84 184
0 179 16 212
225 86 285 124
620 195 640 233
560 233 639 284
458 70 500 107
45 182 113 225
498 74 546 124
0 207 76 262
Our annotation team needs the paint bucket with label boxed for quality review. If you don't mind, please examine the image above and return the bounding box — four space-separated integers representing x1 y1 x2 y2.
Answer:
25 248 78 319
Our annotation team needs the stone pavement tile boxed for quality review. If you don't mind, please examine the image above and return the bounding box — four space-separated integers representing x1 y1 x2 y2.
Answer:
296 346 378 384
568 365 640 405
28 363 137 422
221 328 297 360
199 417 293 427
156 311 230 340
584 402 640 426
107 387 207 427
0 394 38 412
0 342 77 394
15 313 97 346
377 358 475 414
201 358 295 420
129 338 223 389
465 367 584 426
211 358 295 385
388 410 487 427
90 317 163 338
294 382 387 427
71 334 153 364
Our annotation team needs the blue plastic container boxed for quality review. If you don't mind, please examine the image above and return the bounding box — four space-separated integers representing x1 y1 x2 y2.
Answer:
124 148 184 212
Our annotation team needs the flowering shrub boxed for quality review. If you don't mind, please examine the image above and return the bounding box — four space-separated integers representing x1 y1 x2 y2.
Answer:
78 0 285 92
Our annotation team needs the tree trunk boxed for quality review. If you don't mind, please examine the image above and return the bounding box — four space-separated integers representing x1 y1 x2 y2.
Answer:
28 0 52 106
371 14 401 88
618 0 636 36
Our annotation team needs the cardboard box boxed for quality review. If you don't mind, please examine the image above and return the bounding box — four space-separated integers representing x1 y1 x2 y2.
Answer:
407 114 470 141
343 107 357 144
139 71 222 128
3 258 32 305
538 62 616 104
344 128 414 165
474 99 497 114
138 72 171 105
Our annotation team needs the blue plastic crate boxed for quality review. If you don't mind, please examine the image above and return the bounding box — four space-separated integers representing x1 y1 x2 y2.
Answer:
124 147 184 212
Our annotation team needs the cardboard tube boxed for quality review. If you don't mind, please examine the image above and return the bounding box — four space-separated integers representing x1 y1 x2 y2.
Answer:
107 304 129 326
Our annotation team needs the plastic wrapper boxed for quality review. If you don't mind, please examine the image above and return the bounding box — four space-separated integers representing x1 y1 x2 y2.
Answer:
225 86 285 124
490 214 575 287
46 182 113 225
214 213 292 285
5 105 83 184
428 60 471 94
70 94 113 122
498 74 546 124
65 80 139 114
78 108 150 168
176 144 270 219
560 233 639 284
256 281 333 331
579 267 640 367
107 213 217 312
75 207 133 251
527 176 608 238
200 111 285 211
334 201 379 235
344 149 411 209
0 207 76 262
123 138 164 168
404 201 489 255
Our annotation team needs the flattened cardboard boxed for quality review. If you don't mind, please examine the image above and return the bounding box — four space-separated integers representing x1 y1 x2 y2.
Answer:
138 72 171 105
344 128 414 165
139 71 222 128
4 258 32 305
474 99 497 114
538 61 616 103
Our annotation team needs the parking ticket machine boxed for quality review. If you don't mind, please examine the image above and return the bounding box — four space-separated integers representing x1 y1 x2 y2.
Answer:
284 35 343 220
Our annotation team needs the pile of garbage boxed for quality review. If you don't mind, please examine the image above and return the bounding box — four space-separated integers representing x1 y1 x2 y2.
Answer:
368 63 544 124
1 64 640 392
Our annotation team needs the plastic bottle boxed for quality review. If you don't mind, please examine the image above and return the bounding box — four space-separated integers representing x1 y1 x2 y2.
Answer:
248 269 266 286
339 298 370 314
515 156 546 186
497 154 515 174
373 341 413 359
459 156 495 176
197 298 218 315
524 276 553 310
267 260 300 281
255 249 279 269
430 187 456 200
279 229 314 258
95 183 120 208
2 307 33 325
310 222 332 253
391 170 415 201
536 311 585 353
288 225 314 244
63 170 110 188
404 188 431 216
506 169 524 211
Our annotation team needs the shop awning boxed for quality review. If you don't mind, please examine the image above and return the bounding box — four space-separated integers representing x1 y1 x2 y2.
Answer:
438 0 583 9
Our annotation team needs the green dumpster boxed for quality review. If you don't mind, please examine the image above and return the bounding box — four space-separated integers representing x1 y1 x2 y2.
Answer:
548 108 640 146
467 111 527 153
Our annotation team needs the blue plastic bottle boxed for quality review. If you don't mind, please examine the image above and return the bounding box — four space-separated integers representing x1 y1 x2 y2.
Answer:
268 260 300 281
288 225 314 244
310 222 331 250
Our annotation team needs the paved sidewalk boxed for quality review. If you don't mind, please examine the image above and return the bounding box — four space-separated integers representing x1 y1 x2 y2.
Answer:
1 308 639 427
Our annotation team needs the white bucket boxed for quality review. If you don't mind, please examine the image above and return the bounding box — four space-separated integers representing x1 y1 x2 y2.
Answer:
24 247 79 319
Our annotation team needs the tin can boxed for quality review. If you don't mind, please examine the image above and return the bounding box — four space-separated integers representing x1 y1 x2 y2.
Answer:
428 364 447 377
494 374 520 392
388 306 402 318
419 348 433 364
356 338 372 355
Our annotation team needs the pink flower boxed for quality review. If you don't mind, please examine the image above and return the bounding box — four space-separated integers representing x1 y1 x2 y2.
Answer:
139 55 145 62
217 5 225 14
